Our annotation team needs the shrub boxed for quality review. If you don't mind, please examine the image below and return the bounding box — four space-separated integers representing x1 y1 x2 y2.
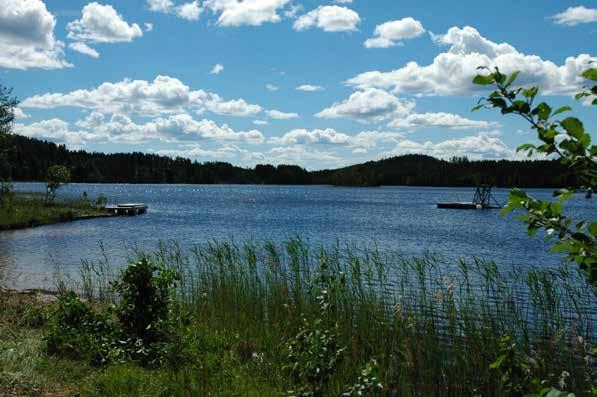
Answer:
44 292 123 366
45 260 181 367
112 259 180 347
284 258 346 396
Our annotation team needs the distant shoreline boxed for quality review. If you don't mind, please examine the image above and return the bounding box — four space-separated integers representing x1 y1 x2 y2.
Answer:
10 181 570 189
3 135 576 189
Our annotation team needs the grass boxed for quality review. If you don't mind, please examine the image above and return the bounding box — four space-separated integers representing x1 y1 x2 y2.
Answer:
1 239 595 396
0 192 109 230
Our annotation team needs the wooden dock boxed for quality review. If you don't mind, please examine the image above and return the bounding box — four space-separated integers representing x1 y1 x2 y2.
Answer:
105 203 148 216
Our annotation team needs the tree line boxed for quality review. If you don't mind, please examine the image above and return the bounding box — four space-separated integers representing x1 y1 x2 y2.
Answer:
0 134 576 188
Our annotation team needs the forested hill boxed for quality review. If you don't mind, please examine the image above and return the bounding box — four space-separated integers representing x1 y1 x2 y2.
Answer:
2 134 575 187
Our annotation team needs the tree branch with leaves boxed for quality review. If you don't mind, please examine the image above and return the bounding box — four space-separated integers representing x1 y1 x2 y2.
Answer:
472 66 596 284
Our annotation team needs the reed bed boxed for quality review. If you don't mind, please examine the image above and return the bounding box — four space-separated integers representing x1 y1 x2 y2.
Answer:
71 238 595 395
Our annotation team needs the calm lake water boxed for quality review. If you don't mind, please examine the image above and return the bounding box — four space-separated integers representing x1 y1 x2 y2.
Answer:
1 183 594 289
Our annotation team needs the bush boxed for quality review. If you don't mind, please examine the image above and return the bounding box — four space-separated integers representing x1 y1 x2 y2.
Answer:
44 292 123 366
45 260 181 367
284 258 346 396
112 259 180 347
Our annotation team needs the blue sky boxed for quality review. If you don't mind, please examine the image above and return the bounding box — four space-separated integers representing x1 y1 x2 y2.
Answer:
1 0 595 169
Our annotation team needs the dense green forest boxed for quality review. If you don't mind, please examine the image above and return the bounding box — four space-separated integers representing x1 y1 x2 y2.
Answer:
1 134 575 187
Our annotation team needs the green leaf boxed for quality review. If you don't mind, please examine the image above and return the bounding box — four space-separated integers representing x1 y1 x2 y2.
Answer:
532 102 551 121
560 117 585 139
575 91 590 100
473 75 494 85
505 71 520 87
471 104 484 112
581 68 597 81
550 242 570 253
552 106 572 117
490 98 508 110
522 86 538 98
549 202 562 214
493 69 506 84
589 222 597 236
538 128 557 144
559 139 580 154
512 100 531 114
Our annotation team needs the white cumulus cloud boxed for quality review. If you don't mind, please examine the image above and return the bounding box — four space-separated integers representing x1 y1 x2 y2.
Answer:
0 0 71 69
296 84 324 92
316 88 415 122
552 6 597 26
210 63 224 74
347 26 595 96
67 2 143 43
266 109 299 119
388 131 511 160
205 96 262 117
389 112 498 130
14 118 102 146
204 0 291 27
364 17 425 48
270 128 351 145
294 5 360 32
146 0 202 21
21 76 264 118
68 42 100 58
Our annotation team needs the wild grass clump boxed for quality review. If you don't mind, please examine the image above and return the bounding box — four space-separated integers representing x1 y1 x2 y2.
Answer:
0 191 108 230
69 238 595 396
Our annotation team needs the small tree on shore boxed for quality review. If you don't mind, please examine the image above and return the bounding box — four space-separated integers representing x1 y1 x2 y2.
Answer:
45 165 71 204
473 67 596 284
0 83 18 208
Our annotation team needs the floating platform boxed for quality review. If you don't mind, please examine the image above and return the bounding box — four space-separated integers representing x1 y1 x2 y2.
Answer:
437 202 500 210
105 203 148 216
437 185 501 210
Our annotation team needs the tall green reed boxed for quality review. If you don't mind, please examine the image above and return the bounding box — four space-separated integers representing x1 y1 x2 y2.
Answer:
67 238 595 395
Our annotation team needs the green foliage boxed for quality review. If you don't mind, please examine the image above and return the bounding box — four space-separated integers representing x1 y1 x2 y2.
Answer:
0 83 17 136
45 165 71 204
0 180 13 209
489 334 533 396
45 259 182 368
284 259 346 396
574 68 597 105
342 359 383 396
0 83 17 187
473 67 596 283
112 259 180 347
95 194 108 208
44 292 124 366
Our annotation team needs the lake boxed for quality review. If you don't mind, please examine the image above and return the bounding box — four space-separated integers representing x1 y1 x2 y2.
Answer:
1 183 594 289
